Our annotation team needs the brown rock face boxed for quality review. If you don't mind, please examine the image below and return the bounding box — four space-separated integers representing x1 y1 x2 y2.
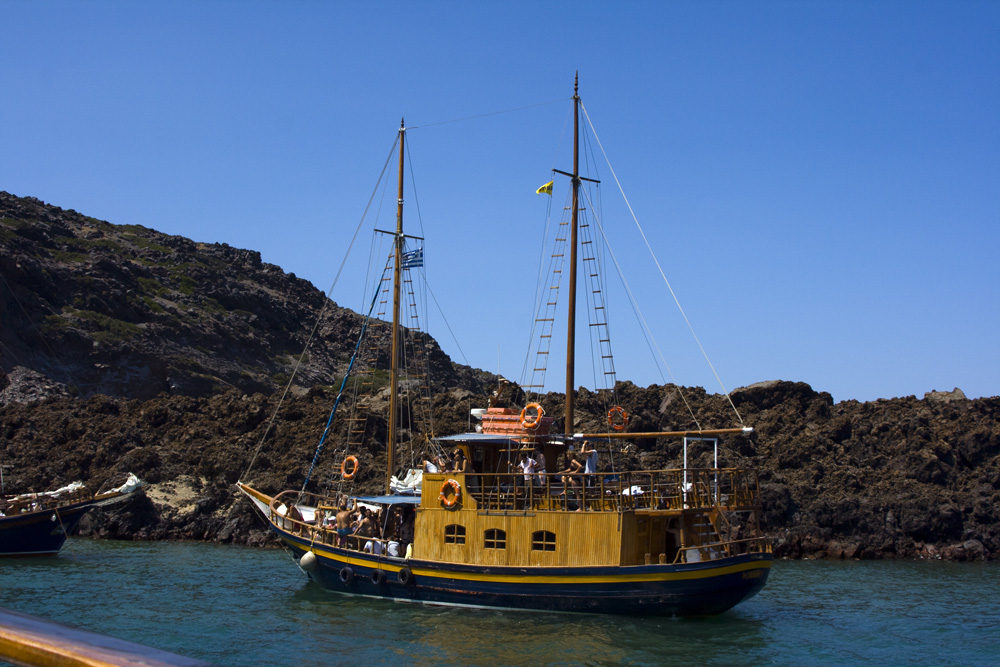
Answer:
2 193 998 559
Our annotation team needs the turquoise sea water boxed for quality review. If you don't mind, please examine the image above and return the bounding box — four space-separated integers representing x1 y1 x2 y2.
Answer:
0 539 997 666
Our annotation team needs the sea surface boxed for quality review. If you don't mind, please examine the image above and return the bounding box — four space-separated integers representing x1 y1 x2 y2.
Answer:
0 539 997 666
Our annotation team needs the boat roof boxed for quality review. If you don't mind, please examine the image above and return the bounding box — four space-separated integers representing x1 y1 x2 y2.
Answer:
435 433 564 446
352 494 421 506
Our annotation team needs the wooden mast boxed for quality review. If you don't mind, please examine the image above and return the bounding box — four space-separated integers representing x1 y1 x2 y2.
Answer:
564 73 580 434
386 118 405 494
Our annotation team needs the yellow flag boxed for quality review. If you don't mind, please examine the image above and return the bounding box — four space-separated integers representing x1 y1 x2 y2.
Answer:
536 180 553 195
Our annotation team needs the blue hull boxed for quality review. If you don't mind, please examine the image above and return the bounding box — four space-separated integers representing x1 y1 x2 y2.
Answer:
273 527 771 616
0 502 96 556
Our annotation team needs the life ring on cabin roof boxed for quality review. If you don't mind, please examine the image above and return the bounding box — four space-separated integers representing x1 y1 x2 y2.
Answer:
341 455 360 480
520 402 544 429
608 406 629 431
439 479 462 508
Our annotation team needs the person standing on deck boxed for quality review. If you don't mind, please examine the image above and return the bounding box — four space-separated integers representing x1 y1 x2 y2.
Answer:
580 441 598 485
532 447 546 485
515 452 537 486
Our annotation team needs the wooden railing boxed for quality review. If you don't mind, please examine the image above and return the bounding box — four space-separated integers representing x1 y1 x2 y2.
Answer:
0 606 212 667
466 468 763 513
1 488 93 515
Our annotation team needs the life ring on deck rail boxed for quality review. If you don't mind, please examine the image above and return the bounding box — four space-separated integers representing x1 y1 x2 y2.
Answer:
341 455 359 480
608 406 629 431
439 479 462 508
520 403 544 429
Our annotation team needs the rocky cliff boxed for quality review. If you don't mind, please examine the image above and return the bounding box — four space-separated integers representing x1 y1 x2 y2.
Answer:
0 192 482 401
1 192 997 560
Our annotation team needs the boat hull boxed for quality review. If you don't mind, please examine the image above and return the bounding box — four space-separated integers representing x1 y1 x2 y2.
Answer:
272 524 771 616
0 502 94 557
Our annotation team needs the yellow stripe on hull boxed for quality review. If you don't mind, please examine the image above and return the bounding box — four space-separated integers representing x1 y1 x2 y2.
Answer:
285 536 771 585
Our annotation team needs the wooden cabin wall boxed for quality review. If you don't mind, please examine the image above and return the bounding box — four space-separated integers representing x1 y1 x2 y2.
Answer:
415 474 625 567
619 514 637 565
414 508 625 566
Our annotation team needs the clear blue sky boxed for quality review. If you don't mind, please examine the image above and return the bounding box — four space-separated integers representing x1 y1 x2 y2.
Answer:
2 0 997 403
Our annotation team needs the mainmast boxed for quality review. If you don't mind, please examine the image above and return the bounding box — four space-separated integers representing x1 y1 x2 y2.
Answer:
386 118 405 494
564 74 580 433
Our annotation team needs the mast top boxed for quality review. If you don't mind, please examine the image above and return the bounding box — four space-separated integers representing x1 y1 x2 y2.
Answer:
574 71 578 97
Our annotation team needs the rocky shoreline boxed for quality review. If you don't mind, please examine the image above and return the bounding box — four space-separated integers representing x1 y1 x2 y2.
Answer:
2 192 997 561
2 375 997 562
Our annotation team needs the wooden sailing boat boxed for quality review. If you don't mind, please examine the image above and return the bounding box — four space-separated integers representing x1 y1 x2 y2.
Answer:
238 77 772 615
0 473 144 557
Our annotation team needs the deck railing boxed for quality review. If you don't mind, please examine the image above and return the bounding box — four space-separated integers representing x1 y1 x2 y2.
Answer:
0 488 94 515
465 468 762 514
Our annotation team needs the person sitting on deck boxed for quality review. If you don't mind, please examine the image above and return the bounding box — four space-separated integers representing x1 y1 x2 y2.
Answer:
450 449 468 474
363 534 383 555
423 454 445 473
353 507 377 551
559 451 584 493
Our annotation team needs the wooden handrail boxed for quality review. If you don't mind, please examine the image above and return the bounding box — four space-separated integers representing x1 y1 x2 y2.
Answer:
0 607 212 667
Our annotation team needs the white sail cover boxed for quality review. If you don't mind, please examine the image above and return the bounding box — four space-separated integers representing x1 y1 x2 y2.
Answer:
389 469 422 494
9 481 85 502
108 472 144 495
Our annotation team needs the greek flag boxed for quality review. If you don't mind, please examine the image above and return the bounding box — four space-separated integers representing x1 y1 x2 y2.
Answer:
401 247 423 269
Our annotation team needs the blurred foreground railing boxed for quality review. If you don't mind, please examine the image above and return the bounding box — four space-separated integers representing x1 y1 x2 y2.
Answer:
0 607 213 667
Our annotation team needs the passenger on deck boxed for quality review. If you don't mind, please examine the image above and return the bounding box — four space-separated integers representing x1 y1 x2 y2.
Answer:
398 506 415 558
423 455 445 473
364 507 383 556
580 441 599 485
532 447 546 484
559 450 584 493
353 506 377 551
451 449 468 474
514 452 538 487
334 503 354 547
386 538 400 557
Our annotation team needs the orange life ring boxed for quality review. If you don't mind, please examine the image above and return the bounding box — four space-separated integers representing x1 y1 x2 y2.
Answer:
439 479 462 508
608 406 629 431
520 402 544 429
341 455 359 480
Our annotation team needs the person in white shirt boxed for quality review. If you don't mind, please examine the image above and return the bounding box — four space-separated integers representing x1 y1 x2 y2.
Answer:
423 455 444 473
515 453 537 486
580 441 598 473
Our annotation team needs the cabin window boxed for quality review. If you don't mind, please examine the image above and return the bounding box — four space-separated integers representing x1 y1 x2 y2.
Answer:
531 530 556 552
444 524 466 545
484 529 506 550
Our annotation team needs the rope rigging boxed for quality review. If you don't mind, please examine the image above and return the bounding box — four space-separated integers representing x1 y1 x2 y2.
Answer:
239 134 401 484
299 264 388 496
580 100 745 427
